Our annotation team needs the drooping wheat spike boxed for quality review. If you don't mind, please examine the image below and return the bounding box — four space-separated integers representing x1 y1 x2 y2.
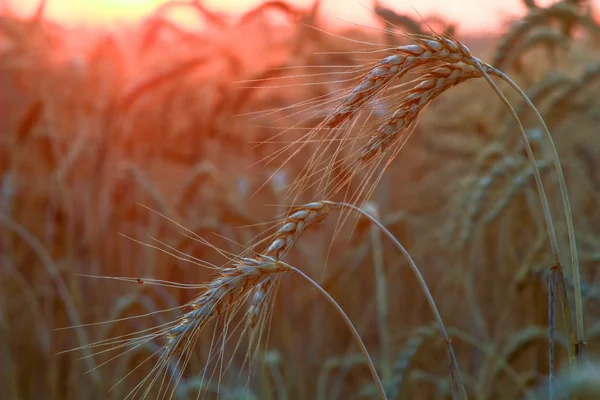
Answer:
482 158 553 224
357 63 481 163
520 27 567 57
509 27 567 73
450 153 523 248
296 37 505 208
387 325 438 399
325 36 480 129
263 35 489 208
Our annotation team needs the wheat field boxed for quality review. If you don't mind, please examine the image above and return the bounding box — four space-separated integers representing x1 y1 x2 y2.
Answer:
1 0 600 399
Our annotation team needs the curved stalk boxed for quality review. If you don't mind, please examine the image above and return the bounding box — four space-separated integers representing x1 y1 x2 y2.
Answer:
485 68 583 364
290 266 388 400
337 202 467 400
471 61 575 388
473 60 560 263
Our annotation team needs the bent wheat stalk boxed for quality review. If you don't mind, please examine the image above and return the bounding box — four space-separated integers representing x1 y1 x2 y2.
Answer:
306 30 580 392
483 67 583 366
65 230 388 398
368 31 580 366
337 202 467 400
247 197 467 397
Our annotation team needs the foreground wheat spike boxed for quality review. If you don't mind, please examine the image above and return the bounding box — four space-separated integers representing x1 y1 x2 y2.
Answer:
66 210 388 398
358 63 481 162
546 60 600 121
279 35 490 207
165 255 292 357
326 36 479 129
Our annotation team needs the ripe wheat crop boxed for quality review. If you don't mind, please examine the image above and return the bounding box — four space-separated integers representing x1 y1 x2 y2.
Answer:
1 0 600 399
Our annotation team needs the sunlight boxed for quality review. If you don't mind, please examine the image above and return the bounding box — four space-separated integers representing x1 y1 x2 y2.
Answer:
12 0 600 33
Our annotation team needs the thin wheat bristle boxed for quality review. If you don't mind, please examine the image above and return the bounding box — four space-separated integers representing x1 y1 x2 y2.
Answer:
482 159 553 224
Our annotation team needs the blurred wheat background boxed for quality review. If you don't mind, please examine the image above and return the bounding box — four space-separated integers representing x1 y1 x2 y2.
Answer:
1 0 600 399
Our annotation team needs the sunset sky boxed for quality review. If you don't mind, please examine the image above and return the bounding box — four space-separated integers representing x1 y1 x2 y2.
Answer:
12 0 595 33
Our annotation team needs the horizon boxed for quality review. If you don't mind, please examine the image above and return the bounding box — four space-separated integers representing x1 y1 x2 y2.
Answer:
11 0 592 34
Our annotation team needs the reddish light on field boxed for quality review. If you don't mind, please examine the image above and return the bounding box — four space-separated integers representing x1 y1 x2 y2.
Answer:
10 0 600 33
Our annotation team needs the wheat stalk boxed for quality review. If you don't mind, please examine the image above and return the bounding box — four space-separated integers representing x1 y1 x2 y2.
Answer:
301 28 583 391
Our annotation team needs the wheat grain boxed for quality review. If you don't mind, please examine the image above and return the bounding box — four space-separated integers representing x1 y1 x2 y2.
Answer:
358 63 481 163
326 36 480 129
263 200 339 260
165 255 291 356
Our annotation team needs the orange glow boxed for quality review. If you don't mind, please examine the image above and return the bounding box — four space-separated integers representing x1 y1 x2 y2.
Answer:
11 0 600 33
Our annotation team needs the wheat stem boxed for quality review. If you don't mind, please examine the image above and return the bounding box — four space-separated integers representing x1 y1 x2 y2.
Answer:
364 202 392 387
472 60 574 393
337 202 467 400
289 266 388 400
490 68 584 366
475 61 560 263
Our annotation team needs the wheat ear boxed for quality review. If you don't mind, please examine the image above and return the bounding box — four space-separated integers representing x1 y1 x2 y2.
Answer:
326 36 481 129
357 62 481 162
